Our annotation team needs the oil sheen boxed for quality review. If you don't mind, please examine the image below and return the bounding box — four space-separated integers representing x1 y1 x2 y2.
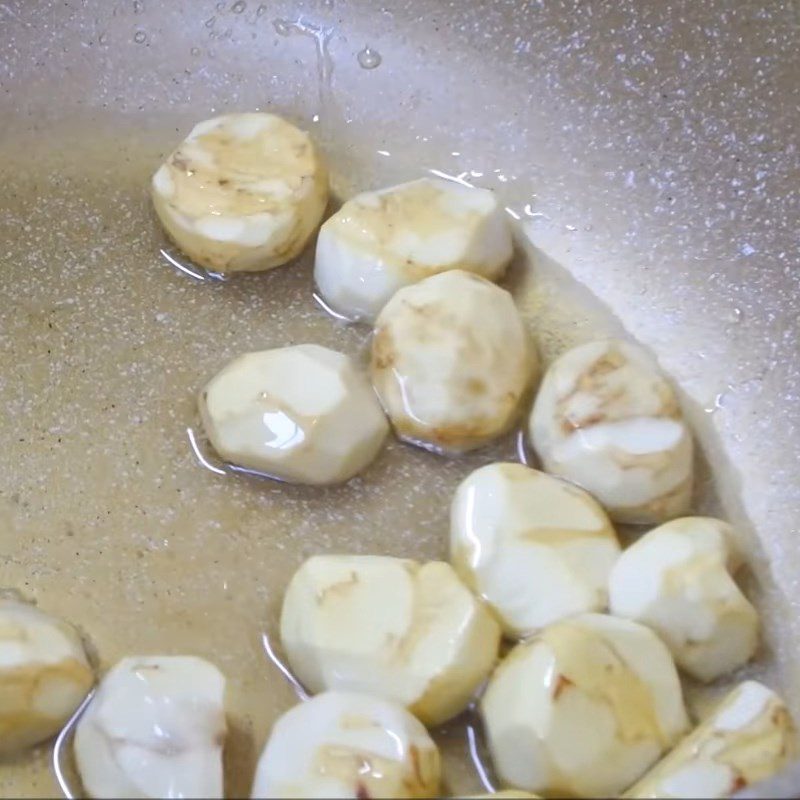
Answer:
0 114 771 798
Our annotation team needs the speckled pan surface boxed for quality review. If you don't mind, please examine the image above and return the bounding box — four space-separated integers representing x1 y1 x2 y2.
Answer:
0 0 798 797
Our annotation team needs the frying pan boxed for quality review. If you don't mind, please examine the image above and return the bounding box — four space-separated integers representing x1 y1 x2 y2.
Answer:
0 0 798 797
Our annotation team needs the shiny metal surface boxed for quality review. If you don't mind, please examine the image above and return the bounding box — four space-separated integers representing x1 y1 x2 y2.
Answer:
0 0 797 796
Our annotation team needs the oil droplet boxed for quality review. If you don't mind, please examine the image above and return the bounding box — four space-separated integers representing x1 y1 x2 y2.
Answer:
161 248 227 283
187 428 228 475
729 306 744 323
270 17 334 113
98 32 108 45
232 0 246 13
133 30 147 43
261 632 309 701
190 46 201 56
257 3 267 16
53 691 96 800
465 709 497 793
516 429 533 466
312 292 357 323
273 18 291 36
357 46 382 69
428 167 474 188
216 1 226 9
133 0 143 12
704 391 728 414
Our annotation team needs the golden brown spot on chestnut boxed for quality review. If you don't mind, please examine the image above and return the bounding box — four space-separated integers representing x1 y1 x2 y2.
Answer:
409 744 424 786
466 378 487 395
730 775 747 793
355 782 370 799
316 571 359 604
553 673 574 699
371 328 396 371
